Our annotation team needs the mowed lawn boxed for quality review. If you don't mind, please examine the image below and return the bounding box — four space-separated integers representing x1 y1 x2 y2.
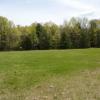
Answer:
0 48 100 100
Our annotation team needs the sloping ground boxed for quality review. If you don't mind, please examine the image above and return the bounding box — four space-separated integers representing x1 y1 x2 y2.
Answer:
0 68 100 100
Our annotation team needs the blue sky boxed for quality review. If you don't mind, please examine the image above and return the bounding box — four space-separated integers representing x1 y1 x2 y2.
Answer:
0 0 100 25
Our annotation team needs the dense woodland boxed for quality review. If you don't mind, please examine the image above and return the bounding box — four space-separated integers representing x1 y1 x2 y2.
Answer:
0 16 100 50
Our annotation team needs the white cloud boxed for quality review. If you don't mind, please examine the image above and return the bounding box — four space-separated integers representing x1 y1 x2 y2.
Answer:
54 0 94 10
52 0 99 20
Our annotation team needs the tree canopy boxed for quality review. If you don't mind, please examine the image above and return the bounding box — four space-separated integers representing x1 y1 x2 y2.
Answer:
0 16 100 50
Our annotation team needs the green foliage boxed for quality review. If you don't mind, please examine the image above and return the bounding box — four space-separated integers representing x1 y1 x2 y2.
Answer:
59 25 71 49
36 23 50 49
20 34 32 50
0 16 100 50
0 16 17 50
96 30 100 47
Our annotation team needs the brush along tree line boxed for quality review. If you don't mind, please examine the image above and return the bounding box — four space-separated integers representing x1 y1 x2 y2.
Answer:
0 16 100 50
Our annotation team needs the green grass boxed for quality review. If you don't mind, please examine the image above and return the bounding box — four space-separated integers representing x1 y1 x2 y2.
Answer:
0 48 100 100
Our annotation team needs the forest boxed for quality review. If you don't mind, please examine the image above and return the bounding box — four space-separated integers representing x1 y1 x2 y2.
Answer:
0 16 100 50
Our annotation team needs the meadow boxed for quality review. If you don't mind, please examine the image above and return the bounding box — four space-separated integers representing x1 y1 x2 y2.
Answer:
0 48 100 100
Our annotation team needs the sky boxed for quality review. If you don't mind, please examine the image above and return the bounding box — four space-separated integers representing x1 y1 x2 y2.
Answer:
0 0 100 25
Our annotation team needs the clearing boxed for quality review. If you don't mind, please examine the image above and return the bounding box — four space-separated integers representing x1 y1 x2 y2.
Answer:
0 48 100 100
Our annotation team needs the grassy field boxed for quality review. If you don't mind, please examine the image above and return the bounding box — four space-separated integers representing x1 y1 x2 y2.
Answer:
0 48 100 100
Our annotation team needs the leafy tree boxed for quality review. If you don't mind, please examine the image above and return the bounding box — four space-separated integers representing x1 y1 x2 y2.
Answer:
49 23 60 49
96 30 100 47
0 16 17 50
59 22 71 49
89 20 97 47
36 23 51 49
79 18 90 48
17 25 33 50
68 18 81 48
20 34 32 50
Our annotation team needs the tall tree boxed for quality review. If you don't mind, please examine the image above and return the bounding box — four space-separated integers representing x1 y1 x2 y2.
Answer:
36 23 51 49
89 20 97 47
49 23 60 49
0 16 17 50
59 22 71 49
79 18 90 48
68 17 81 48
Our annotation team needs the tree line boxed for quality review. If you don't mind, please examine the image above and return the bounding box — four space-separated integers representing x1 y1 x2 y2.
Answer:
0 16 100 51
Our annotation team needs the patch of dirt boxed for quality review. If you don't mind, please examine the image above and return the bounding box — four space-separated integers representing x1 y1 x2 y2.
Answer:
25 68 100 100
0 68 100 100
